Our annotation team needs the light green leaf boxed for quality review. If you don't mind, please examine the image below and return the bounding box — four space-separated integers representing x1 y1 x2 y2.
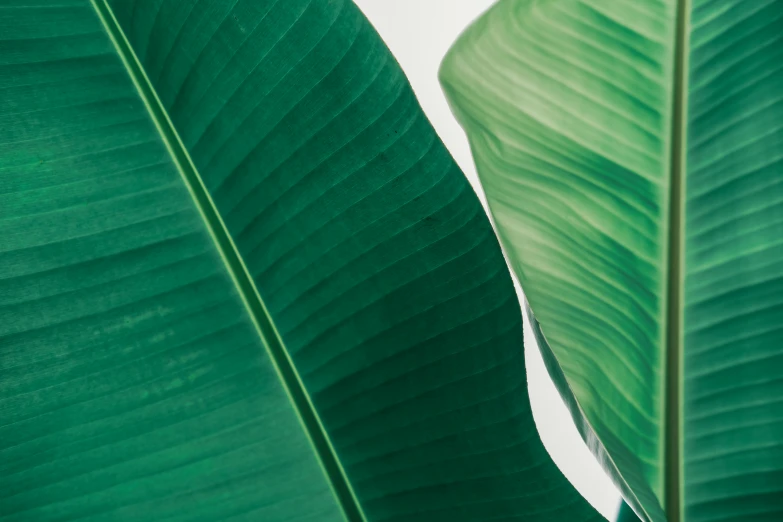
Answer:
0 1 602 521
441 0 783 521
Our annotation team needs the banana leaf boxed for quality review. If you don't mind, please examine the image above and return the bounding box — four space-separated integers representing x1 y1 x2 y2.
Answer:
0 1 603 521
617 500 640 522
441 0 783 521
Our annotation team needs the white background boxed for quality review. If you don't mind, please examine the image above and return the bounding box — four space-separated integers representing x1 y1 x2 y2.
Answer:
353 1 622 519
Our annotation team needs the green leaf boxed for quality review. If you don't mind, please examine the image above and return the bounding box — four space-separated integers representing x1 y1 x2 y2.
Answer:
526 302 658 522
617 500 641 522
0 1 602 521
441 0 783 521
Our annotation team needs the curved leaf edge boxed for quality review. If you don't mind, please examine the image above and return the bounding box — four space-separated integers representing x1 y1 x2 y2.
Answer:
525 300 653 522
439 2 670 519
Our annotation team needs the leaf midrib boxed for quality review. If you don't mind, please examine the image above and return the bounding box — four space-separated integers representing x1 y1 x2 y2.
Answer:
665 0 690 521
89 2 363 520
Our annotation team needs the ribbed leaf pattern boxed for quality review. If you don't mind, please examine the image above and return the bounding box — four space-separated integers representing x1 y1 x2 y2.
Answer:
442 0 783 521
440 1 676 520
685 1 783 520
0 2 342 520
107 1 603 520
1 0 604 521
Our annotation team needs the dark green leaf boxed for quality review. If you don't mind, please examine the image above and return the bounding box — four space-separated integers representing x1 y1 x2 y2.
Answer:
617 500 641 522
0 1 602 521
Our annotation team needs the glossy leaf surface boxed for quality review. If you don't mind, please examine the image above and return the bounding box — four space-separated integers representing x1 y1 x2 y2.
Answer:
441 1 783 521
0 1 602 521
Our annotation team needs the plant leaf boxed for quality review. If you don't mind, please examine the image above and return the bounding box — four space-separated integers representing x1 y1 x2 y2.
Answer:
0 1 602 520
617 500 641 522
441 0 783 521
526 302 659 522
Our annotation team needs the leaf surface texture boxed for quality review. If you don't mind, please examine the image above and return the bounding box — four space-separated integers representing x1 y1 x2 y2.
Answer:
0 1 602 521
441 0 783 521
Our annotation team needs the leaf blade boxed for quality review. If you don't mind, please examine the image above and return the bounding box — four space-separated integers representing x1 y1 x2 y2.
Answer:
442 0 783 521
91 1 364 518
684 1 783 520
108 1 604 518
440 0 676 519
1 0 606 520
0 2 344 520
